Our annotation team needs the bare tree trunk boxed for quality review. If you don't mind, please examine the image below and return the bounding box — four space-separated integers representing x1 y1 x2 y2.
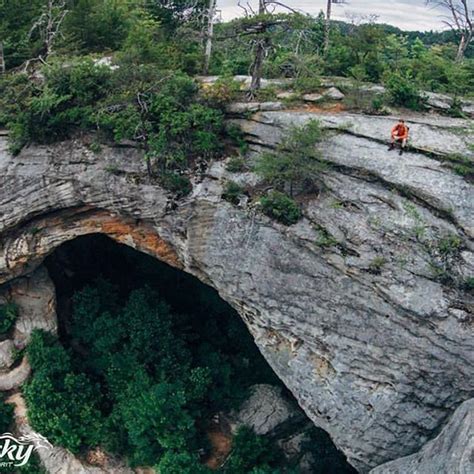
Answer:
249 39 266 95
203 0 217 74
456 34 467 61
0 42 5 75
248 0 267 98
324 0 332 54
426 0 473 62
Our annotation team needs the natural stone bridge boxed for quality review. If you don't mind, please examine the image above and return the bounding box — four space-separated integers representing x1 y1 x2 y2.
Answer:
0 107 472 472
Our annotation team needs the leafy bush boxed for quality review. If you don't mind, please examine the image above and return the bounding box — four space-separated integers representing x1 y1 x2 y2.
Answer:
24 278 284 468
222 427 284 474
6 58 112 153
156 451 211 474
226 156 247 173
384 72 426 110
254 119 324 197
96 69 226 174
0 394 13 433
222 181 244 205
24 331 105 453
200 77 242 107
160 172 192 197
260 191 301 225
0 303 18 334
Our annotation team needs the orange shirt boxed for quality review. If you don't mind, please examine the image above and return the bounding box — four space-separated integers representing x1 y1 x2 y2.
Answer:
392 124 409 139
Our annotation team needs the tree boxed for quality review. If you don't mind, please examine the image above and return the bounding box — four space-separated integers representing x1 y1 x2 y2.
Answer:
426 0 473 61
230 0 300 98
0 42 5 75
254 119 325 197
29 0 69 60
203 0 217 73
324 0 348 54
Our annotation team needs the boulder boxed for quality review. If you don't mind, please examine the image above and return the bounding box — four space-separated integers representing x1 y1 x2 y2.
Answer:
230 384 302 435
226 102 260 114
259 101 284 111
277 91 298 100
370 399 474 474
9 266 58 349
302 93 324 102
324 87 345 100
0 339 15 370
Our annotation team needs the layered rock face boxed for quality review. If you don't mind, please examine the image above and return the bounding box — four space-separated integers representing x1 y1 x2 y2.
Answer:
371 398 474 474
0 108 473 472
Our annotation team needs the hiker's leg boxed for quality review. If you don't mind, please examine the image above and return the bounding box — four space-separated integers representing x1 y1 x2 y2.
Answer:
399 139 406 155
388 136 395 150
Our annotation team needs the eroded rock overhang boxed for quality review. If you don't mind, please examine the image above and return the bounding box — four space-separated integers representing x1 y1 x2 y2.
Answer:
0 108 473 473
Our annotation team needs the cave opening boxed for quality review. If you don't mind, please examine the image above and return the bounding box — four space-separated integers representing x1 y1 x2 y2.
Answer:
31 233 356 473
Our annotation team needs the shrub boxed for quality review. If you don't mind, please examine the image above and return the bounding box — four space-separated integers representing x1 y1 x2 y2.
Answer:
156 451 211 474
222 181 244 205
226 156 247 173
160 173 192 197
384 72 426 110
254 119 324 197
200 77 242 107
24 331 105 453
226 124 249 155
461 277 474 292
260 191 301 225
222 427 284 474
0 394 14 433
0 303 18 335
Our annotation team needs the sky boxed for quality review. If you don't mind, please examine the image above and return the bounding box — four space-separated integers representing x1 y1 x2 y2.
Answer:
216 0 450 31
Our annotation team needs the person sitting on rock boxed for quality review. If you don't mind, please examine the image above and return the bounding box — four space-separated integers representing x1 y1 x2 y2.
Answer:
388 119 409 155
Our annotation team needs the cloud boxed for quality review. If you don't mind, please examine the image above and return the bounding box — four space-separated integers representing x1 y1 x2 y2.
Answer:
216 0 448 31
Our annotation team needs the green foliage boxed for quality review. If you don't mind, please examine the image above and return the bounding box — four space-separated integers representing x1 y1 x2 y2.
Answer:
0 303 18 334
425 233 463 284
462 277 474 292
96 69 226 174
384 71 426 110
24 331 105 453
200 77 242 108
226 156 248 173
24 273 282 468
437 234 462 257
222 427 284 474
0 394 13 433
62 0 132 52
160 172 192 197
254 120 324 197
6 58 112 153
315 227 338 247
222 181 244 205
442 153 474 178
260 191 301 226
368 256 387 274
2 60 228 181
156 451 211 473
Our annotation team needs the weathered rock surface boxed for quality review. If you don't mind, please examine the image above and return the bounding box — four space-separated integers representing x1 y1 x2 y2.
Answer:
10 266 58 349
0 340 15 369
370 398 474 474
0 106 473 472
0 265 57 389
324 87 345 100
302 93 324 102
230 384 303 435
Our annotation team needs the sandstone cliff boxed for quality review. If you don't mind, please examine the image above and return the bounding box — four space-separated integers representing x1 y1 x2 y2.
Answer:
0 106 472 472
